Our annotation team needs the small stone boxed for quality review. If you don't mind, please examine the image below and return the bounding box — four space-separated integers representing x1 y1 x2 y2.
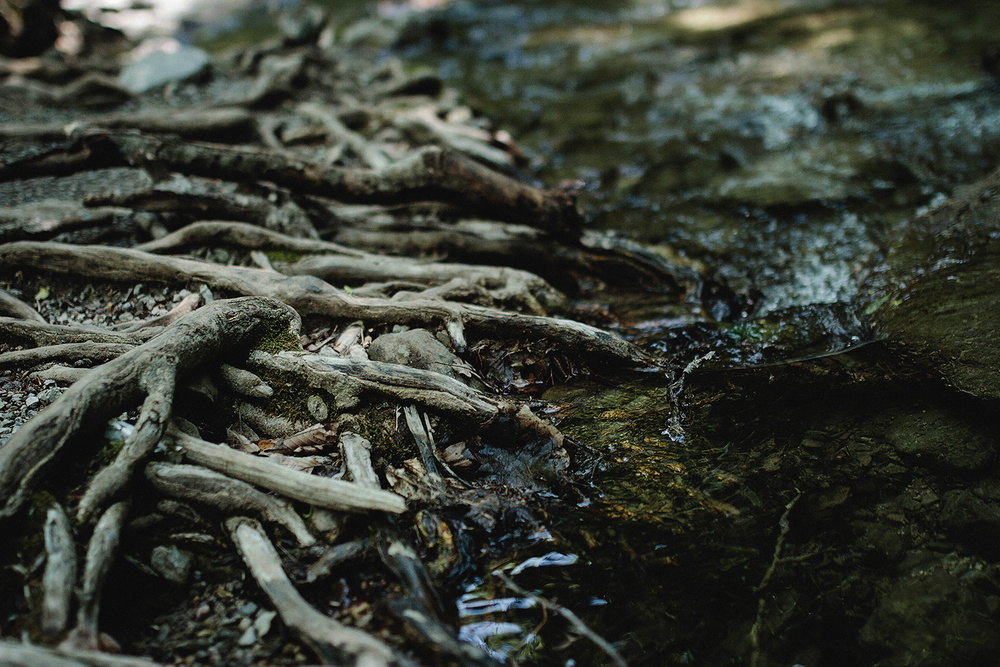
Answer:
369 328 464 380
279 5 327 45
237 625 257 647
254 610 277 637
938 490 1000 555
150 545 194 584
24 394 39 409
885 408 996 472
37 388 62 404
236 602 258 616
860 552 1000 666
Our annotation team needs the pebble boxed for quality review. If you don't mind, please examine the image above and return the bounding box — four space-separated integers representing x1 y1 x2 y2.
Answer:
151 545 194 584
38 388 62 404
237 625 257 646
254 610 277 637
236 602 258 616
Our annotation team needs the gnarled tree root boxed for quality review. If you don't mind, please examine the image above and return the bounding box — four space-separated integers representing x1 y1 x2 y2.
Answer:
167 426 407 514
4 130 582 238
0 288 45 321
145 461 318 547
0 296 300 521
0 241 652 368
227 517 417 667
0 317 158 348
0 640 163 667
135 220 566 315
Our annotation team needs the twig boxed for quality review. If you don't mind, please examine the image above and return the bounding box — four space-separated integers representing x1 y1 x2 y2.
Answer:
749 492 801 667
496 571 627 667
402 405 445 483
339 432 382 490
304 538 371 583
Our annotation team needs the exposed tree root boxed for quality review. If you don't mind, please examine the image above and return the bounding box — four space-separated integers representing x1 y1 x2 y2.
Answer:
0 288 45 321
0 317 158 348
227 517 417 667
42 502 77 637
0 296 300 520
134 220 566 314
0 241 651 367
0 108 256 142
0 640 163 667
4 130 582 238
0 341 137 371
145 461 318 547
168 426 407 514
62 500 131 652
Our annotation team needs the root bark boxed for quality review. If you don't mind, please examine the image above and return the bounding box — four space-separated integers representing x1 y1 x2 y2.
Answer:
0 296 300 520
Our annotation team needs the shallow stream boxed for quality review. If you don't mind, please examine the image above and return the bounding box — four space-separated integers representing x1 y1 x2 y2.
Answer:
361 3 1000 663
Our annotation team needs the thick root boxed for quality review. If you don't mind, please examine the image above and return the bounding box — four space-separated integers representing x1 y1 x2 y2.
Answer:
0 296 299 520
0 241 652 367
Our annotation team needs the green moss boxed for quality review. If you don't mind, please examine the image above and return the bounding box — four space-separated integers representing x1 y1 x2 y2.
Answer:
97 434 127 466
254 319 302 355
263 250 306 265
722 322 765 343
355 403 417 466
252 366 315 425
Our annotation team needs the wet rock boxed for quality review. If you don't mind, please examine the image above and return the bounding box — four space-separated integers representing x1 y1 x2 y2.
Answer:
369 329 465 380
859 552 1000 666
150 545 194 584
938 488 1000 555
860 166 1000 399
883 408 997 473
118 46 211 94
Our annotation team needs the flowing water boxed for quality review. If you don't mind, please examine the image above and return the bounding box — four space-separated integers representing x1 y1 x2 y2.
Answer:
368 2 1000 664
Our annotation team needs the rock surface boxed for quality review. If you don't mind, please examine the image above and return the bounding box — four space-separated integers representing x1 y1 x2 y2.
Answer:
861 166 1000 400
883 407 997 473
